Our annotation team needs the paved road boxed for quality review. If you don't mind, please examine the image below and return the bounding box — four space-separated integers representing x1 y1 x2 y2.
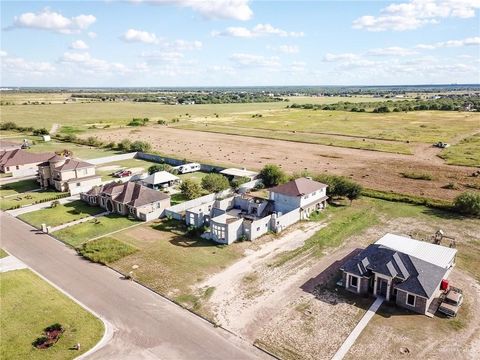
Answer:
0 212 268 360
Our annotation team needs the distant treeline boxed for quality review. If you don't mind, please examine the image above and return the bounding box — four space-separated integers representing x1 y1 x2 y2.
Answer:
70 92 287 104
288 96 480 113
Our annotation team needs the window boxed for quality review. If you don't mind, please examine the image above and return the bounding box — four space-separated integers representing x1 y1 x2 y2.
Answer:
312 191 316 196
257 227 260 231
350 275 358 288
76 183 81 187
16 166 20 170
406 294 416 306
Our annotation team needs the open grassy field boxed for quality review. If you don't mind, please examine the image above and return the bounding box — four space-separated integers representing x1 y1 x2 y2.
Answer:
0 179 39 197
18 200 105 229
439 133 480 167
54 214 140 247
173 109 479 144
0 269 103 360
0 190 68 211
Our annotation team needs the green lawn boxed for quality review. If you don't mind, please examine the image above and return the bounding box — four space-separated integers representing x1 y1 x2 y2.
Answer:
0 190 69 211
0 269 104 360
439 133 480 167
54 214 140 247
18 201 105 229
106 219 252 306
178 171 209 183
96 158 159 181
170 193 188 205
0 249 8 259
0 179 40 197
78 237 138 264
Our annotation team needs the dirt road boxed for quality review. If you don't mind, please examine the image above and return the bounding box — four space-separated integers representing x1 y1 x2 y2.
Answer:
89 126 478 201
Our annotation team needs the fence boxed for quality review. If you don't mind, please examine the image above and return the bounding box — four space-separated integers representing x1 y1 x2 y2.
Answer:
136 152 226 173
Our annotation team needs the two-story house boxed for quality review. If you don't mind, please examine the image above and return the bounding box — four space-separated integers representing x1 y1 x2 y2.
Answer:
37 155 102 195
340 233 457 316
269 177 328 219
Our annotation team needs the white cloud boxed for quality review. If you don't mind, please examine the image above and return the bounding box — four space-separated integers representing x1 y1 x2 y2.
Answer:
0 50 7 57
70 40 89 50
416 36 480 49
10 9 96 34
1 53 55 76
60 51 129 74
213 23 304 38
353 0 480 31
163 39 202 51
140 50 184 62
135 0 253 21
122 29 159 44
229 53 281 68
367 46 418 56
276 45 300 54
87 31 97 39
323 53 360 62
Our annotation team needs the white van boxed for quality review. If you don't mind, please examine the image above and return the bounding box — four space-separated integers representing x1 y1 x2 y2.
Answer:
174 163 201 174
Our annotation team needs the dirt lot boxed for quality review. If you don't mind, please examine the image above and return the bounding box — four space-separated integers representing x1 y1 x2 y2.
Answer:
87 126 479 201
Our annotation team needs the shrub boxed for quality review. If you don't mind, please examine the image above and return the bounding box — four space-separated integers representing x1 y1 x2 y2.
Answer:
50 200 60 208
201 173 230 193
130 140 151 152
118 139 132 151
259 164 287 187
44 323 63 332
401 172 433 181
127 117 149 126
314 174 362 203
231 176 251 188
454 192 480 216
148 164 174 175
180 179 203 200
157 120 167 125
32 128 49 135
0 121 17 130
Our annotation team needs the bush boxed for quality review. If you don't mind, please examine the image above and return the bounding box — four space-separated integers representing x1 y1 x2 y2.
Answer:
180 179 203 200
44 323 63 332
127 117 149 126
118 139 132 151
259 164 287 187
231 176 251 188
314 174 362 203
201 173 230 193
0 121 17 130
454 192 480 216
148 164 174 175
401 172 433 181
32 128 49 135
130 140 151 152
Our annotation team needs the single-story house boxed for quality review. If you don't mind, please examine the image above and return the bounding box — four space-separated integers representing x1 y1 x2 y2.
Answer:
340 233 457 316
0 149 54 177
37 155 102 195
141 171 180 190
81 181 171 221
219 168 259 182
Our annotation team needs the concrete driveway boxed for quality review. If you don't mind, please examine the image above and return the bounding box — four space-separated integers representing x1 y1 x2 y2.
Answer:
0 212 269 360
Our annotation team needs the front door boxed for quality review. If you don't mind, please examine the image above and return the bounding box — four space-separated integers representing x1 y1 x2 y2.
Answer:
377 278 388 297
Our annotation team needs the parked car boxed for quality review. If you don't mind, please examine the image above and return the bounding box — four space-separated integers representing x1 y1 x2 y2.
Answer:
433 141 450 148
113 170 132 178
438 288 463 317
174 163 201 174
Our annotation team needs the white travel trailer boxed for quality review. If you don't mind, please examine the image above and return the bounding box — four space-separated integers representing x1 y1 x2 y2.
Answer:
174 163 201 174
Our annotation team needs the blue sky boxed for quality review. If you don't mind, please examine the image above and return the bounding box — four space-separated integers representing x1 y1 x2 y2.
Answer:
1 0 479 86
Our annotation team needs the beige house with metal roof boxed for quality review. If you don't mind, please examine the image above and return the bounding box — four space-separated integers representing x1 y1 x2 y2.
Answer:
37 155 102 195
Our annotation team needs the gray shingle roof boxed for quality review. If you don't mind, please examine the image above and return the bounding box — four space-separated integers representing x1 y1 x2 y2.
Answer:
270 177 327 197
341 244 448 298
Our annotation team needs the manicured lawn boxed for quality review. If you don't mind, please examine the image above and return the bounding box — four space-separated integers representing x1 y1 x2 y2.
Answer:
170 192 188 205
78 237 138 264
439 133 480 167
54 214 140 247
0 249 8 259
107 219 252 302
178 171 209 183
0 190 69 211
18 201 105 229
96 158 159 181
0 179 40 197
0 269 104 360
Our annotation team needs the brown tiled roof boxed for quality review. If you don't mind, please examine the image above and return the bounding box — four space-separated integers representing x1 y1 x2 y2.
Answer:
0 149 54 167
269 177 327 197
91 181 169 207
55 158 94 171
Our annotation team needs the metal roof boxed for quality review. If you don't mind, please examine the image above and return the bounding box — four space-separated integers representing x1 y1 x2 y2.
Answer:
220 168 258 178
142 171 179 185
375 233 457 269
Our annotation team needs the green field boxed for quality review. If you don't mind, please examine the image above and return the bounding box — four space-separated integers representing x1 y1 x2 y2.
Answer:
0 269 103 360
54 214 140 247
96 158 159 180
439 133 480 167
174 109 480 144
78 237 138 264
0 190 68 211
0 179 39 197
18 201 105 229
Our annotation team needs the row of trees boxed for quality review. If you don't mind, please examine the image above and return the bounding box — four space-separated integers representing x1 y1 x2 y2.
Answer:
1 121 49 136
179 173 231 200
288 96 480 113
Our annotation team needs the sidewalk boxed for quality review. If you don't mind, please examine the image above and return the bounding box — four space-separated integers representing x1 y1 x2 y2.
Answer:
331 296 384 360
0 255 27 272
7 195 80 217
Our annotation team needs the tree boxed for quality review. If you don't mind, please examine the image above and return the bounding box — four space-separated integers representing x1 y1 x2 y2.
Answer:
0 121 17 130
314 174 362 203
259 164 287 187
33 128 49 135
130 141 151 152
346 182 363 204
148 164 174 175
180 179 203 200
231 176 251 188
454 192 480 216
201 173 230 193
